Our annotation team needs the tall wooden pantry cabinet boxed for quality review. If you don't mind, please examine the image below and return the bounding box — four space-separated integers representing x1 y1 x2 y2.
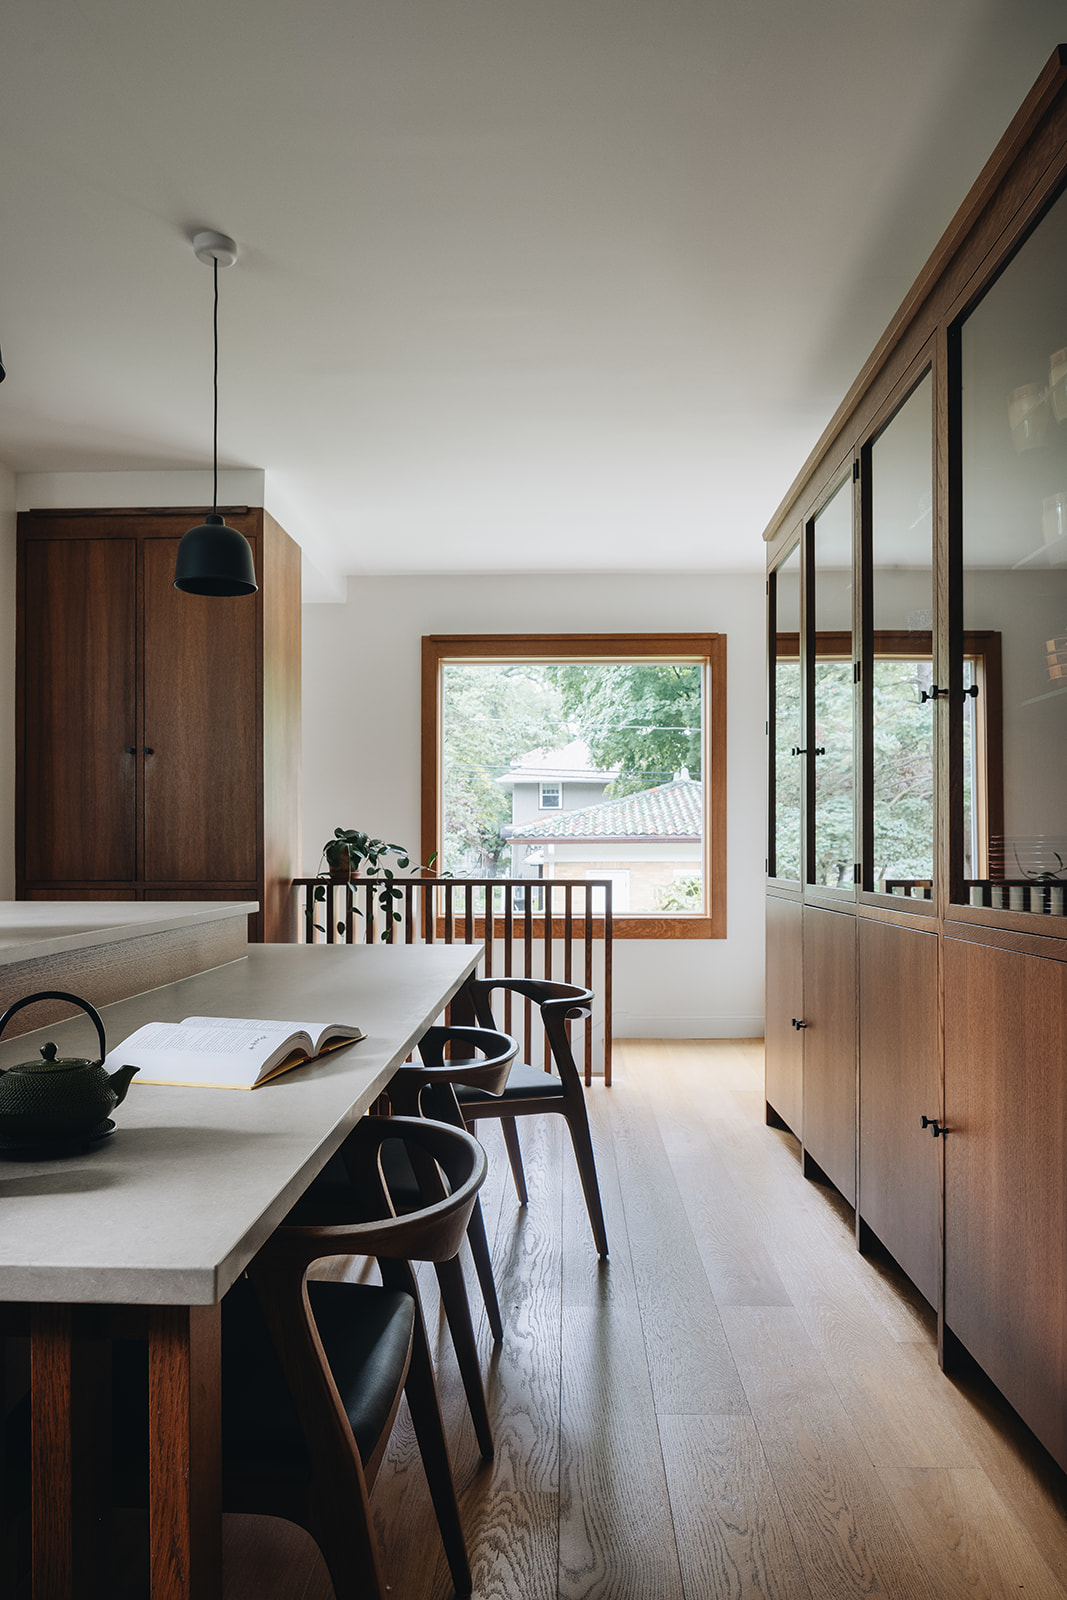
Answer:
15 507 301 943
764 46 1067 1473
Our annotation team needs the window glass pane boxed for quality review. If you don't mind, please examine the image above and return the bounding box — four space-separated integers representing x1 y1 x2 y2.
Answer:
440 659 705 914
812 480 854 887
959 184 1067 914
773 542 801 880
870 372 934 895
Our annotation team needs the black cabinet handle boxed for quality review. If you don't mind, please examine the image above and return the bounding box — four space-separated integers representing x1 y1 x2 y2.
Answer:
920 1115 944 1137
790 747 826 756
124 746 136 754
143 747 155 756
963 684 979 699
791 1018 808 1029
919 685 949 703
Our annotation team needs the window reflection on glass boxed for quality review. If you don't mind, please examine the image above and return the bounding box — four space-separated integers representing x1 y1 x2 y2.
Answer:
959 182 1067 914
812 479 854 887
870 373 934 894
773 541 802 880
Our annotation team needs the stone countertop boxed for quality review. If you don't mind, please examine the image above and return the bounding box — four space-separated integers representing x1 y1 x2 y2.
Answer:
0 902 259 967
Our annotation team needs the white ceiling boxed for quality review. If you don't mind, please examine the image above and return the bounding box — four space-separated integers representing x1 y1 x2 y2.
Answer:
1 1 1064 597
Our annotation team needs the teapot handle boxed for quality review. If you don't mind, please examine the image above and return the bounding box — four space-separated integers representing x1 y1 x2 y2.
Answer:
0 991 107 1062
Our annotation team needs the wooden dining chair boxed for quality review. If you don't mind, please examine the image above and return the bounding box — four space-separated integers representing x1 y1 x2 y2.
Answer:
114 1116 486 1600
455 977 609 1259
304 1023 517 1462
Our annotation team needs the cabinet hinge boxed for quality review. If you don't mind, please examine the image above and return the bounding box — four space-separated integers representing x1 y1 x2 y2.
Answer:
852 459 860 482
853 660 861 683
854 863 862 884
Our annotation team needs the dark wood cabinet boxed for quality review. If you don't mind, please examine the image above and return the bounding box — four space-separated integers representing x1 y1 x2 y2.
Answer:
764 893 803 1137
858 918 939 1307
801 905 856 1205
944 934 1067 1469
16 508 301 942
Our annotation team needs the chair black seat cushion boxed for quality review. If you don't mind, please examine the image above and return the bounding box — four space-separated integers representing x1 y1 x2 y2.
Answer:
454 1062 563 1105
113 1277 414 1484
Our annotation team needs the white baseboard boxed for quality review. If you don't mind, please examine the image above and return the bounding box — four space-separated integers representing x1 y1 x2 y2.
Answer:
612 1015 765 1039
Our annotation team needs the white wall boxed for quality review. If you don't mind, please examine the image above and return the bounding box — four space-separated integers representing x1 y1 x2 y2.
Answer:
0 464 15 899
302 573 767 1038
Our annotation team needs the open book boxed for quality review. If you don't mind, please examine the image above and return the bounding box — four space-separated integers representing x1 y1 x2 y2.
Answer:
105 1016 365 1090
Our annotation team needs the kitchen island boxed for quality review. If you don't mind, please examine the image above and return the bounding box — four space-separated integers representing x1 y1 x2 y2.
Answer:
0 901 258 1037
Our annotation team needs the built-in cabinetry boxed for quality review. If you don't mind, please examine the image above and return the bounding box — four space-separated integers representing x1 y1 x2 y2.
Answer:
15 508 301 943
764 46 1067 1472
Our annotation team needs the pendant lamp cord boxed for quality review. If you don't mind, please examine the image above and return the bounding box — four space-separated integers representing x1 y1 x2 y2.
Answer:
212 256 219 515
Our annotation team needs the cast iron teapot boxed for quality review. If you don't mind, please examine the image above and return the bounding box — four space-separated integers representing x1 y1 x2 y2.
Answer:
0 990 138 1145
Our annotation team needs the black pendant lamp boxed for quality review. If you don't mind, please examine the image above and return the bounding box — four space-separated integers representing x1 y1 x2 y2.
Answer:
174 230 258 597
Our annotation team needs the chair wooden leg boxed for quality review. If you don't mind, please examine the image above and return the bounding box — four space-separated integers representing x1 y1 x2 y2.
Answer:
432 1257 495 1461
563 1106 609 1259
466 1196 504 1344
499 1116 528 1204
403 1303 473 1598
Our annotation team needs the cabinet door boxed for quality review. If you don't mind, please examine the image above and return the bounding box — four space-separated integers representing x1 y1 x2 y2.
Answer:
142 538 259 884
802 905 857 1203
22 538 137 883
765 894 803 1136
858 919 939 1305
944 937 1067 1468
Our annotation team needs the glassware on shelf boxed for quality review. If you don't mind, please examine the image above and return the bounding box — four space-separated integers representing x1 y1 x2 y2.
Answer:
1007 383 1050 452
1050 347 1067 423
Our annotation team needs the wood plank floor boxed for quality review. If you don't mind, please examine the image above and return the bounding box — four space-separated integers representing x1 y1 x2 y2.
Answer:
221 1039 1067 1600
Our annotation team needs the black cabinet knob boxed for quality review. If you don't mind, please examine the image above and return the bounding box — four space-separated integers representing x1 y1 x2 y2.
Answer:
920 1114 943 1137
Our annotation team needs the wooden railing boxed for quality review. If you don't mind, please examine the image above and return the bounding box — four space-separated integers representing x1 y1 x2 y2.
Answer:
291 876 613 1085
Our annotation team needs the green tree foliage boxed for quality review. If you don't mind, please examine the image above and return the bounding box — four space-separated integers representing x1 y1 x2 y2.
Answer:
441 665 564 874
773 657 935 887
546 663 702 797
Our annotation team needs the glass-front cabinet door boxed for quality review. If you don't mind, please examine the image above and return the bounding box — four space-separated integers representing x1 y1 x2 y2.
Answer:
810 477 855 891
770 539 802 881
955 182 1067 916
867 371 935 897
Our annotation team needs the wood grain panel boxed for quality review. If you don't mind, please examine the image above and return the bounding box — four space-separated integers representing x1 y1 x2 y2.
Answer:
660 1413 810 1600
802 906 857 1205
142 538 259 885
944 936 1067 1470
858 919 940 1306
765 894 804 1136
22 537 137 884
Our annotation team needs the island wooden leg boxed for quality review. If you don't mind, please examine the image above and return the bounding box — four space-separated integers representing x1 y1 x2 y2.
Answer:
147 1304 222 1600
30 1305 109 1600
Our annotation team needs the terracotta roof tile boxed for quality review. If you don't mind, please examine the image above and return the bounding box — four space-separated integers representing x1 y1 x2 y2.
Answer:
504 777 701 842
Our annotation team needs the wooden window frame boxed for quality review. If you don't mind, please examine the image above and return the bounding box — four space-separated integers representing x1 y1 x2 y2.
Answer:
421 633 727 940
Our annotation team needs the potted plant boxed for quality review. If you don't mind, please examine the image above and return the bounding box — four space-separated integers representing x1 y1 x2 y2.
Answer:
315 828 438 940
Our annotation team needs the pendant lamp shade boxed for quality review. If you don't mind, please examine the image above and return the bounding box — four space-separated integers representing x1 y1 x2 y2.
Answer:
174 230 257 597
174 513 258 595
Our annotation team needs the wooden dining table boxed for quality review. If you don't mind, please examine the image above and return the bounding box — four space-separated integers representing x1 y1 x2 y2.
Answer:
0 941 481 1600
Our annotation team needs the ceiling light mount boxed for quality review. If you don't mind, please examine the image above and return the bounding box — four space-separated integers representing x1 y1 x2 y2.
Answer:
192 230 239 269
174 229 257 597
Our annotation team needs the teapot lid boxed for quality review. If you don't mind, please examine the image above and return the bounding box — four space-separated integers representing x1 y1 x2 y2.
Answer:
5 1041 99 1075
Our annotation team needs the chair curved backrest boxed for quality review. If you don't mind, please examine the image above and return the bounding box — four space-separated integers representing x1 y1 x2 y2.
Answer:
389 1024 518 1117
273 1114 487 1272
467 976 593 1090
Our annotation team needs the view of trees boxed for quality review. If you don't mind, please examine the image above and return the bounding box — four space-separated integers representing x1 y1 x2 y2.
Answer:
545 663 702 795
440 660 704 875
774 656 936 887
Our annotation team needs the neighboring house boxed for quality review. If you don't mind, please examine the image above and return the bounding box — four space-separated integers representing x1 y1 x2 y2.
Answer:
496 740 619 873
503 774 702 914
